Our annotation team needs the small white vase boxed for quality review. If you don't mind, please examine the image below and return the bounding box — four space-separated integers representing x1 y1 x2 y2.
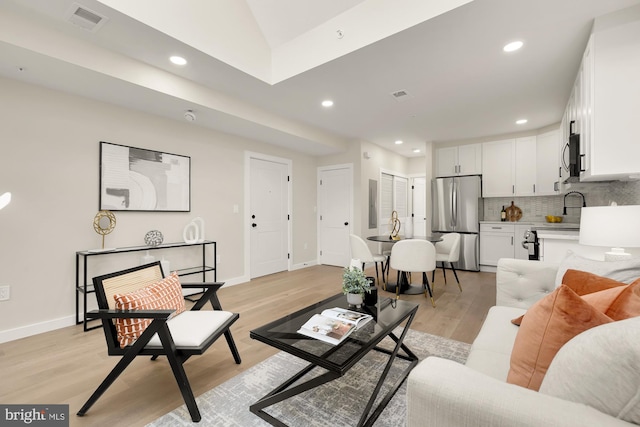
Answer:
346 293 363 308
141 250 155 265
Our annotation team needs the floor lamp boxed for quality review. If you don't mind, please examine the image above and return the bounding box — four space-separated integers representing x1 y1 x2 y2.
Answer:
579 205 640 261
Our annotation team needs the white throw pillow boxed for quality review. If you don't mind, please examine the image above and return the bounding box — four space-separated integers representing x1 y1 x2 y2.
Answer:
555 251 640 286
539 317 640 424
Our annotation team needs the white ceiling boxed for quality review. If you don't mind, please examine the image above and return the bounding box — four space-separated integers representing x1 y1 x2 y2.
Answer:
245 0 369 49
1 0 639 158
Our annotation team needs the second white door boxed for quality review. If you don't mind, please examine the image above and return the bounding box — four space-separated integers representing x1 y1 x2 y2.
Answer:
249 157 289 278
318 165 352 267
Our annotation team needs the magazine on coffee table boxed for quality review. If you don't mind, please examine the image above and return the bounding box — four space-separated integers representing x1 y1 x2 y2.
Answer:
297 307 373 345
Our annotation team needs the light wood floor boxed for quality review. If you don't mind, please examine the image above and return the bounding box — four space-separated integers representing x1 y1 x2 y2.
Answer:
0 265 496 426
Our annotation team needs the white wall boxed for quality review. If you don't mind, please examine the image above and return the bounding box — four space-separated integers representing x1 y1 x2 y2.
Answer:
0 77 318 341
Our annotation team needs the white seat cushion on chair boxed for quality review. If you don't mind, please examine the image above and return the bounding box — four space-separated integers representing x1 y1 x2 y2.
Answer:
145 310 235 348
372 254 386 263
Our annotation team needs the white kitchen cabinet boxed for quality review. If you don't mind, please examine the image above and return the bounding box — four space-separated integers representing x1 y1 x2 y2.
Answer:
480 223 515 267
560 10 640 181
481 223 538 271
435 144 482 177
481 139 514 197
536 130 561 195
514 136 537 197
483 134 559 197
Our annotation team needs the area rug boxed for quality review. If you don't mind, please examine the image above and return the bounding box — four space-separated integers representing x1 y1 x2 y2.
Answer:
147 329 470 427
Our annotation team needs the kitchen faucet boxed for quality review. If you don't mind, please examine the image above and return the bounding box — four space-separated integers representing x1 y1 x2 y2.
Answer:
563 191 586 215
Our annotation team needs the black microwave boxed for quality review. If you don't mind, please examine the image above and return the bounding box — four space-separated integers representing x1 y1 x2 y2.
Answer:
568 133 580 177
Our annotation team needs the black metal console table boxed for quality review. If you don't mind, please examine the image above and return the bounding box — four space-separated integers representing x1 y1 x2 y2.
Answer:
75 240 216 331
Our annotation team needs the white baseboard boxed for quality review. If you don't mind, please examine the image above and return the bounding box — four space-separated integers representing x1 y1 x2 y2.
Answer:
0 315 76 344
0 266 318 343
219 274 250 287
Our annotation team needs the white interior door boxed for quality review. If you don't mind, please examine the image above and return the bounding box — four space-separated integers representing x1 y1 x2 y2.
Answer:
318 165 352 267
412 177 427 236
250 157 289 278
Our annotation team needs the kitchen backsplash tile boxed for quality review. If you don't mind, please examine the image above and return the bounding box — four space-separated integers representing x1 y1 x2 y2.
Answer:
483 180 640 222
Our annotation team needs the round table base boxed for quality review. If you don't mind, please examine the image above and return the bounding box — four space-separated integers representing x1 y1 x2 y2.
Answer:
381 282 425 296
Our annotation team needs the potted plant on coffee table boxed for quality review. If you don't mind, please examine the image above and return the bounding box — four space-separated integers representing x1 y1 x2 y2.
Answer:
342 265 371 308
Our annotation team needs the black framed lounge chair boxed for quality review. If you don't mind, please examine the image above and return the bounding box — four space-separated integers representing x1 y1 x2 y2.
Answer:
77 261 241 422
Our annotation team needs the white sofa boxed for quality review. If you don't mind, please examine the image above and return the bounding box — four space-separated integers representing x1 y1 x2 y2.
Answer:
406 258 640 427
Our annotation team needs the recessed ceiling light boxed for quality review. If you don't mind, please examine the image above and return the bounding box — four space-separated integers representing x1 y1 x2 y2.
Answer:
170 56 187 65
516 119 528 125
395 140 403 145
321 100 334 107
413 148 421 153
503 41 524 52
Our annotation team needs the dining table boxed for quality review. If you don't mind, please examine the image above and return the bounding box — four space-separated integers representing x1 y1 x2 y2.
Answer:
367 234 443 295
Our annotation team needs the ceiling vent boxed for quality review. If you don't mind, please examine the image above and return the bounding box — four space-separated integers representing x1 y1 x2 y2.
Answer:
391 90 413 102
66 3 108 32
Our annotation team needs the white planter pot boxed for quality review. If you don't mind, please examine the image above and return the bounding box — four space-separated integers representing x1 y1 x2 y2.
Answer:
346 293 363 308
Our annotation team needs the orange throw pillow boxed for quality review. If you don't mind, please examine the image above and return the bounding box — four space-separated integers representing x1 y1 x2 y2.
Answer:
562 269 627 295
507 285 613 391
113 272 186 348
511 269 627 326
582 278 640 320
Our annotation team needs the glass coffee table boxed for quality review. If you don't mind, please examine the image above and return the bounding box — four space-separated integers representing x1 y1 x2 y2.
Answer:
249 293 419 427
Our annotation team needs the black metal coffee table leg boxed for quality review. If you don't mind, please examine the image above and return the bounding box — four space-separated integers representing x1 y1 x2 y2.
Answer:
357 310 418 427
250 310 418 427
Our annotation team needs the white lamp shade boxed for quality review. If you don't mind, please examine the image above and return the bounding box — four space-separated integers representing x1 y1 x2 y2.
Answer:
579 205 640 248
0 192 10 210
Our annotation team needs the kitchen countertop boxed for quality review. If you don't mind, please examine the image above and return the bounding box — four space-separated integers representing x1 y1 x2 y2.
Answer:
480 220 580 229
536 229 580 240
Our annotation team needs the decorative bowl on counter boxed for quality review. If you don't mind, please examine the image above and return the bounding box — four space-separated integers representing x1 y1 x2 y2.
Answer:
545 215 563 223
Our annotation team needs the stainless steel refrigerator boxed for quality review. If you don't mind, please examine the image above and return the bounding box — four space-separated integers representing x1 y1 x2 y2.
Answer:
431 175 483 271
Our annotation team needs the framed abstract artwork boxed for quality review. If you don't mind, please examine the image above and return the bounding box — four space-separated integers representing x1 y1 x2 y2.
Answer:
99 141 191 212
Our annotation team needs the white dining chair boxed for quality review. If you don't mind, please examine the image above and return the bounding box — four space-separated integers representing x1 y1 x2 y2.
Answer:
349 234 387 287
432 232 462 292
390 239 436 306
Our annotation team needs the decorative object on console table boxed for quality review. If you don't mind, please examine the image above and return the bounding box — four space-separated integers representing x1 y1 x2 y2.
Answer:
140 250 155 265
579 204 640 261
144 229 163 246
92 210 116 250
505 201 522 222
183 217 205 243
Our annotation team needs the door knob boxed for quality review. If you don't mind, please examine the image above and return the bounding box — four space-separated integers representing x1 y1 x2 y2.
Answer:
344 222 349 226
252 223 257 228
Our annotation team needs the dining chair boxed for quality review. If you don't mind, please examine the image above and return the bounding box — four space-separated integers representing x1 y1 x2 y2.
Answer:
390 239 436 306
350 234 387 287
432 233 462 292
